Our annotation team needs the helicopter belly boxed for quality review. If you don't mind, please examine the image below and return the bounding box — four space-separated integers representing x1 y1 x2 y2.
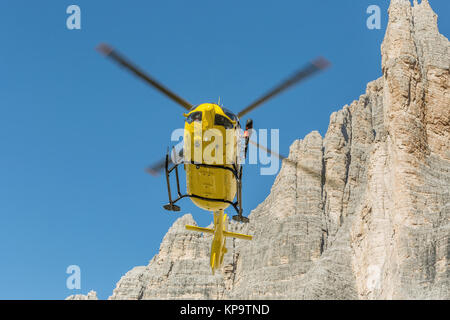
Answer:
186 164 236 211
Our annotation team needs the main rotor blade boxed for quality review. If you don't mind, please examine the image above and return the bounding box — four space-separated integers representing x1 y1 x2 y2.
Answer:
146 148 184 176
248 139 288 160
145 158 167 176
97 43 193 111
237 57 330 118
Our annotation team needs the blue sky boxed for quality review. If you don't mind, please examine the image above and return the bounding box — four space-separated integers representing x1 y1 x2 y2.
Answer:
0 1 448 299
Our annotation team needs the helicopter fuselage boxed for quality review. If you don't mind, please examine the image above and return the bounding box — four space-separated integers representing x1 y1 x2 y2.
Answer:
183 103 240 212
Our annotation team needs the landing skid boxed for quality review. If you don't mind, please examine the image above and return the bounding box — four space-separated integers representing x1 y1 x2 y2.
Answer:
232 215 249 223
163 203 181 211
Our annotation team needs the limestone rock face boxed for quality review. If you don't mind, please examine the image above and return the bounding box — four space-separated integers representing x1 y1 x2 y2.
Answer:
82 0 449 300
109 214 227 300
66 290 98 300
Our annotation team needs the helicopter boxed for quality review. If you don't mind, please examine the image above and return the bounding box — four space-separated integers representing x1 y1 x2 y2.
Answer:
97 43 329 274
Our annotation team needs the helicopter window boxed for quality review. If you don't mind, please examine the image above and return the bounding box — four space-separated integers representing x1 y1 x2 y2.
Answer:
186 111 202 124
214 114 233 129
222 107 238 122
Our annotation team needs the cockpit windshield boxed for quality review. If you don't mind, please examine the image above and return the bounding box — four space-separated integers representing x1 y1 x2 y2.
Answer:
186 111 202 124
214 114 233 129
222 107 238 122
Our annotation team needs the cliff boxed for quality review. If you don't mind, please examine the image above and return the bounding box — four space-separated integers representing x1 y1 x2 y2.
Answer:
67 0 449 300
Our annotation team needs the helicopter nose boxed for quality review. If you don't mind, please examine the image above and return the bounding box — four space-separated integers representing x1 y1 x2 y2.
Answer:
202 105 215 127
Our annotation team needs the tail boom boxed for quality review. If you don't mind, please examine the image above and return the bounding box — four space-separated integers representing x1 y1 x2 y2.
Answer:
185 210 252 274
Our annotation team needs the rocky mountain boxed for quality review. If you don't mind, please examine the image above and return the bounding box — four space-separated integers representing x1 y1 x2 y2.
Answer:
66 290 98 300
67 0 449 300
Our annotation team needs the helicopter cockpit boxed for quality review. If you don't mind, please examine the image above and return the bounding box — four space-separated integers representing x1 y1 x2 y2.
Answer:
185 106 239 130
221 107 240 129
185 111 202 124
214 114 233 129
221 107 238 122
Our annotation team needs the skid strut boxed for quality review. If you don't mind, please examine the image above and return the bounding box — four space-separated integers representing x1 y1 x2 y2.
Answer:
162 148 249 223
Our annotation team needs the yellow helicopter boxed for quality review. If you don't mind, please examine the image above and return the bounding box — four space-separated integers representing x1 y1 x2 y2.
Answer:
97 43 329 274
